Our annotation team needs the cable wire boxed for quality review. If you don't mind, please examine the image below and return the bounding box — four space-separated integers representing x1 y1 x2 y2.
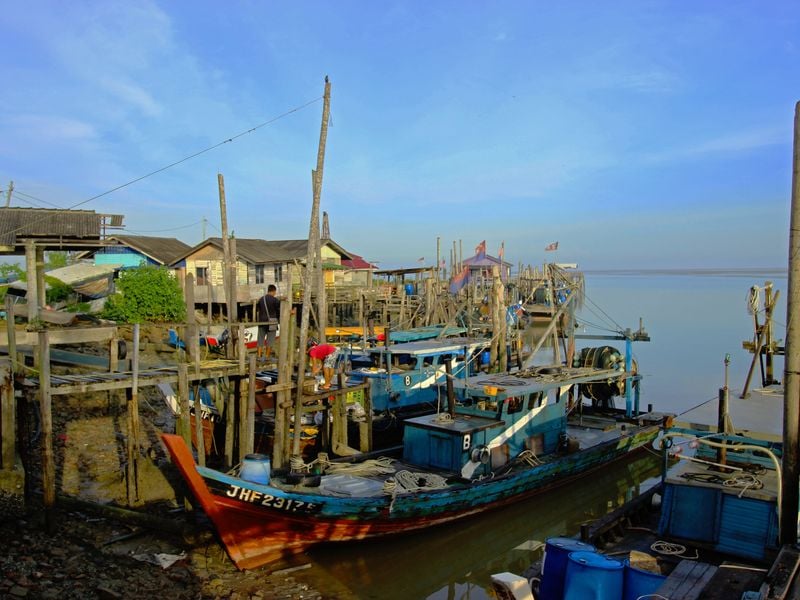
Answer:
0 95 323 240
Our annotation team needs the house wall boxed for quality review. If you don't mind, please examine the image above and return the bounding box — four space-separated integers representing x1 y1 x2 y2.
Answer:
95 248 155 268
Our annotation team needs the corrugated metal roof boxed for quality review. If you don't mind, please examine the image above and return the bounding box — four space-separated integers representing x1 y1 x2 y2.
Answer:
173 237 354 265
109 235 192 265
0 207 102 245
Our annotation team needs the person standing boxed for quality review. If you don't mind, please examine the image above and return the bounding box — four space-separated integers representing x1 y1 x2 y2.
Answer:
256 284 280 363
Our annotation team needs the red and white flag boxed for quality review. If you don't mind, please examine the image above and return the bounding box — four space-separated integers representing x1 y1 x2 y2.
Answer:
498 241 505 261
475 240 486 258
545 241 559 252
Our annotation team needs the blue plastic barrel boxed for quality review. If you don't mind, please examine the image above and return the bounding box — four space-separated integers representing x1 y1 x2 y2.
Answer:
623 564 666 600
240 453 271 485
563 551 624 600
538 537 596 600
404 283 414 296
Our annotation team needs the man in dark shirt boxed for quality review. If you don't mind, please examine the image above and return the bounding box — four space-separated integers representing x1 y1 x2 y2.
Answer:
256 284 280 362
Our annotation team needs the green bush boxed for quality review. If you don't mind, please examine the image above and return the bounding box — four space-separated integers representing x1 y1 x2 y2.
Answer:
102 265 186 324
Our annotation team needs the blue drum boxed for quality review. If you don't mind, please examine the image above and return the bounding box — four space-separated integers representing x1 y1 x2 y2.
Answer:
623 564 666 600
563 551 624 600
240 453 271 485
538 537 596 600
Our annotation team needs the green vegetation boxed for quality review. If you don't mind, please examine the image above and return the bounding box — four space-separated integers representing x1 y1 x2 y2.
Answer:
102 265 185 324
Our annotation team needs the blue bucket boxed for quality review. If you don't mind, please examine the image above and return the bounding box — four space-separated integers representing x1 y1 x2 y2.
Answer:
623 564 666 600
240 453 271 485
404 283 414 296
538 537 596 600
563 551 624 600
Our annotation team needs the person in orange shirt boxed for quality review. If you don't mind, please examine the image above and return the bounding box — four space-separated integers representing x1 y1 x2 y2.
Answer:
308 341 340 389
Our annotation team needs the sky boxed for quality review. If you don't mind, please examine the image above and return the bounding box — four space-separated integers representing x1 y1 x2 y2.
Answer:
0 1 798 271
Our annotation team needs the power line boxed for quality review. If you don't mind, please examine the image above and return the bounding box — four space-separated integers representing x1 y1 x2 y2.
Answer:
125 219 205 234
12 189 64 209
0 94 323 241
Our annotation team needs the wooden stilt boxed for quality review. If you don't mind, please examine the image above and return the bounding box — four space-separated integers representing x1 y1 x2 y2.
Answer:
1 362 14 471
38 330 55 532
125 323 141 506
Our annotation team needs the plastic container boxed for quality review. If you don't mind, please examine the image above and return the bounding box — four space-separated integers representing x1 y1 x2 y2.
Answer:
404 283 414 296
623 564 667 600
563 551 624 600
538 537 596 600
239 453 271 485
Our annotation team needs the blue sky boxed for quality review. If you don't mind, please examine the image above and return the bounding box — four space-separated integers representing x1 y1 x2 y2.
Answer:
1 2 797 270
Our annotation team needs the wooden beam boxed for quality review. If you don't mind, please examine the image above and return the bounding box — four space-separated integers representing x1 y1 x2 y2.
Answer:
0 362 13 470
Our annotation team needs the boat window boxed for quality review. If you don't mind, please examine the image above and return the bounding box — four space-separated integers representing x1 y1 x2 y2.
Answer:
527 392 543 410
393 354 417 370
422 356 434 367
507 396 523 414
437 354 452 365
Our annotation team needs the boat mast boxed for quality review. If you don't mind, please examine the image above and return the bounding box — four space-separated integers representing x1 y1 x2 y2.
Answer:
780 100 800 545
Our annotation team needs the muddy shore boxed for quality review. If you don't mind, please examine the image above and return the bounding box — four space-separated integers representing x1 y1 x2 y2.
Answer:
3 344 334 600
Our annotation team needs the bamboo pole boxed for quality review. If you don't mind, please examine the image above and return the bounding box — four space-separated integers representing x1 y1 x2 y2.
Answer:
185 272 199 372
38 330 55 532
780 100 800 545
5 297 16 377
193 382 206 468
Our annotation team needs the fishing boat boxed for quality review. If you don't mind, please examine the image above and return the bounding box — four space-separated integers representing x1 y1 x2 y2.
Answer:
160 355 668 570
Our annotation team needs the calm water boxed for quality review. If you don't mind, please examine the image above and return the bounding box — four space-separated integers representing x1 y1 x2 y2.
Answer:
285 269 789 599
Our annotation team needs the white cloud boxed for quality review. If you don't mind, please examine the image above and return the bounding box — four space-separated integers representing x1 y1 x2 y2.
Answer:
4 114 97 142
641 126 786 164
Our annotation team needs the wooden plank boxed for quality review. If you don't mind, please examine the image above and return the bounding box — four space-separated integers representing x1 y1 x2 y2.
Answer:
657 560 718 599
760 545 800 599
0 326 118 347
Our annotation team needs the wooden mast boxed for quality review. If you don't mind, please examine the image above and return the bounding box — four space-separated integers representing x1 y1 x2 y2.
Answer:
780 100 800 544
292 77 331 462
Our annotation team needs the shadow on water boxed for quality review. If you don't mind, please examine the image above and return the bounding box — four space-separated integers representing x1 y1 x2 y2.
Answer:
291 452 662 600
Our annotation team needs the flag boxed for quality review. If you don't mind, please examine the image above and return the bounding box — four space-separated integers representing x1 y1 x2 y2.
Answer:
475 240 486 259
439 259 446 268
545 241 559 252
449 266 470 294
417 257 425 263
498 241 505 261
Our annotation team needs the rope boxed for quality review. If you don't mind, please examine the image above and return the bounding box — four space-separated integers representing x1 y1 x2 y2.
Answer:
517 449 542 466
650 540 699 560
434 412 453 424
323 456 396 477
393 469 448 492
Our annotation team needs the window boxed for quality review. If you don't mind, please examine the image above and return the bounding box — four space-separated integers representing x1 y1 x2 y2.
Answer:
196 267 208 286
274 264 283 282
255 264 265 284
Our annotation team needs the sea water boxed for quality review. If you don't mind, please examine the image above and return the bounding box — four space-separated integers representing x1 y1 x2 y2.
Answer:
286 269 788 599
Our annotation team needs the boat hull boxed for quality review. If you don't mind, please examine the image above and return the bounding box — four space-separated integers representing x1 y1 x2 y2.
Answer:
161 423 661 570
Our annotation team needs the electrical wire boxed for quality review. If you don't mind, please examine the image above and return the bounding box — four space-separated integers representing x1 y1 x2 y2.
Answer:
0 94 323 241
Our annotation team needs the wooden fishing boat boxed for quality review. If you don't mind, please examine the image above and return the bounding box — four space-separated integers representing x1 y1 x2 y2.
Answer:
161 362 668 570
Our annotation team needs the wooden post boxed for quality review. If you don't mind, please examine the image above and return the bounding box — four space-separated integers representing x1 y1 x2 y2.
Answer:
177 364 190 446
233 377 242 464
359 385 373 453
185 272 199 372
273 299 293 469
35 246 45 311
38 331 55 532
236 323 246 374
780 100 800 545
193 384 206 468
108 337 118 372
218 173 234 359
25 241 38 323
445 359 456 418
293 77 331 462
224 376 235 469
126 323 141 506
5 297 16 376
1 362 14 470
244 355 256 457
